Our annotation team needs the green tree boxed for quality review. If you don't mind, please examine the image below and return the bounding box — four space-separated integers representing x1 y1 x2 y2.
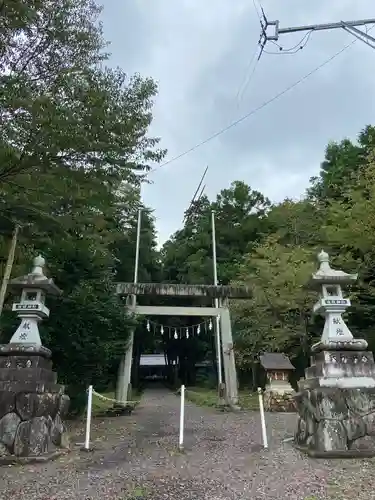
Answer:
0 0 165 412
321 151 375 347
115 204 162 284
158 124 375 390
231 235 317 384
0 0 165 229
265 199 324 247
308 125 375 204
162 181 270 285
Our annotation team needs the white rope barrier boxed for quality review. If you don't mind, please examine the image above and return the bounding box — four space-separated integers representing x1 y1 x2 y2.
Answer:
80 386 141 452
179 384 185 451
91 389 140 405
257 387 268 449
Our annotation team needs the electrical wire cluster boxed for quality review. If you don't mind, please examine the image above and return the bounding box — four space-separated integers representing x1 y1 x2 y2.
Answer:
265 30 313 55
256 1 314 60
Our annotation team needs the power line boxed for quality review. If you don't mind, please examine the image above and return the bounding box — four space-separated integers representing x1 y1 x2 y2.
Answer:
183 165 208 223
234 0 263 105
235 44 260 103
252 0 262 22
193 183 206 213
189 165 208 208
152 37 357 173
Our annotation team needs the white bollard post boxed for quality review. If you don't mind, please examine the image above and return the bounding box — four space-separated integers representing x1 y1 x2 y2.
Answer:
179 384 185 451
84 385 93 451
258 387 268 449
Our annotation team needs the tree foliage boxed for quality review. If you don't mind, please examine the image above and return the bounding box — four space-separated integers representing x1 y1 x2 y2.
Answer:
230 126 375 382
231 237 317 373
308 125 375 204
161 126 375 387
0 0 164 412
162 181 270 285
320 151 375 348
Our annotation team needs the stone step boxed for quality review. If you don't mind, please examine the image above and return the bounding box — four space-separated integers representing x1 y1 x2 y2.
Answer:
0 344 51 358
0 356 52 370
0 381 64 394
0 368 57 383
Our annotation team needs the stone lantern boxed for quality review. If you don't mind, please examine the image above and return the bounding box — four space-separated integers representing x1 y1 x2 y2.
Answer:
0 256 70 461
294 250 375 457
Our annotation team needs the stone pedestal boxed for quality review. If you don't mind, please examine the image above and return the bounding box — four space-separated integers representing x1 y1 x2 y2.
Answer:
0 344 70 460
263 379 296 412
263 370 296 412
264 389 296 412
294 344 375 457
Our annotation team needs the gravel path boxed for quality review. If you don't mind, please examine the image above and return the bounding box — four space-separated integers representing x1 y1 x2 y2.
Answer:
0 387 374 499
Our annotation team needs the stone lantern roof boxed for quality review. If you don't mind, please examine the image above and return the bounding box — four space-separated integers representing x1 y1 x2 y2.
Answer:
8 255 62 296
309 250 357 289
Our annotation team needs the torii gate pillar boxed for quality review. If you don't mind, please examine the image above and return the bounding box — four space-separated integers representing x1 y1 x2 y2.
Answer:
220 299 239 406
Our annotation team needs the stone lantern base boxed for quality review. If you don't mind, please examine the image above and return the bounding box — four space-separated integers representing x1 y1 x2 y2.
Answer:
0 343 70 461
294 344 375 457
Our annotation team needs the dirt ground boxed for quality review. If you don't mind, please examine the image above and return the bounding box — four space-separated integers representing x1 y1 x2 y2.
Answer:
0 388 374 500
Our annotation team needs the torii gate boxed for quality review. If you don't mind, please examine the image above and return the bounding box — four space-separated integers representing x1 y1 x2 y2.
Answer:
115 282 252 407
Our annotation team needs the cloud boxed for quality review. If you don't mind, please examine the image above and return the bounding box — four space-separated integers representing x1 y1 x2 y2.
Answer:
101 0 375 243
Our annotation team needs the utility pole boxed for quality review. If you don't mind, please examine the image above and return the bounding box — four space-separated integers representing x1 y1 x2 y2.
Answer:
258 10 375 57
211 210 227 405
211 211 222 386
117 208 142 405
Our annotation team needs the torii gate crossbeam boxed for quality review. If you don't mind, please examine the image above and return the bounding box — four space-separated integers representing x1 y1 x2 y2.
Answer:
132 306 221 316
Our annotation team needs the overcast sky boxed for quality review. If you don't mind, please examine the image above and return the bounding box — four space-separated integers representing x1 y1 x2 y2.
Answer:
101 0 375 244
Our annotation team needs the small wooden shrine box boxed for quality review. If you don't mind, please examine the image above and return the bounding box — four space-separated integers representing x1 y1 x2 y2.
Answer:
259 352 296 412
259 352 295 392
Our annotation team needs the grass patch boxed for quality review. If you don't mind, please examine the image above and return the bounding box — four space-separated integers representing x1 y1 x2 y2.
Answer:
127 485 150 498
91 390 115 416
91 388 142 417
239 392 260 410
185 387 259 410
123 484 151 499
185 387 218 408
